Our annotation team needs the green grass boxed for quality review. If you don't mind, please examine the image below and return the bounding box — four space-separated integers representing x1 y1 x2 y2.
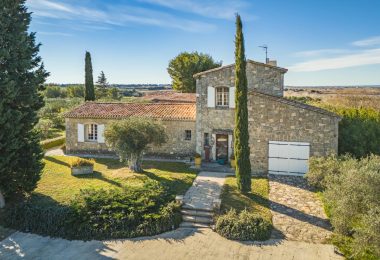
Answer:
220 176 272 222
45 128 65 139
35 156 197 206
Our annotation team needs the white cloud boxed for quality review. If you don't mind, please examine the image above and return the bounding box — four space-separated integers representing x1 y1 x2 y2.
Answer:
352 36 380 47
38 31 72 37
27 0 215 32
293 49 350 58
289 48 380 72
138 0 251 20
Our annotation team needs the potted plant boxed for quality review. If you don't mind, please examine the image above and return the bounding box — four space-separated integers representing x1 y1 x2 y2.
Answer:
230 154 236 168
70 158 95 175
194 153 202 167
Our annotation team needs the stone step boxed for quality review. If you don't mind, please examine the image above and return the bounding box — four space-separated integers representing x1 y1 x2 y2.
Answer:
180 209 214 218
179 222 211 228
182 204 214 212
182 215 213 224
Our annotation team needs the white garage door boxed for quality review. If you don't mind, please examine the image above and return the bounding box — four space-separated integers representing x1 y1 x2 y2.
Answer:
268 141 310 175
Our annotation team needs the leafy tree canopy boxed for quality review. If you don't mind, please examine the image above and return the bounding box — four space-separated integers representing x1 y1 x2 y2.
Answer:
104 117 167 172
167 52 221 93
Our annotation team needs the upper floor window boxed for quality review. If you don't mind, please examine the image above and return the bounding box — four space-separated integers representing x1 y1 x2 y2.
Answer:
216 87 229 107
86 124 98 141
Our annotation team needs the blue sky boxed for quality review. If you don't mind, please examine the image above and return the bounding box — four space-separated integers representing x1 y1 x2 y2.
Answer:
27 0 380 86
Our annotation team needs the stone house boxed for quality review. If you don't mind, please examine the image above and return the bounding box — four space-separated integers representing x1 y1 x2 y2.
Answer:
65 59 340 175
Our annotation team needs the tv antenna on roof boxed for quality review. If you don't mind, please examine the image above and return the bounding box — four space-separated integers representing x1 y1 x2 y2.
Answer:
259 45 268 64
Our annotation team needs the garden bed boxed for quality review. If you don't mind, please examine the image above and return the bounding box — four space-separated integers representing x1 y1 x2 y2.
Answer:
0 156 197 240
216 177 272 241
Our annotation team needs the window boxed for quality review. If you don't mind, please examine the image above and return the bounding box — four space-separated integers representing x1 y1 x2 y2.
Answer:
204 133 210 146
185 130 191 140
86 124 98 141
216 87 229 107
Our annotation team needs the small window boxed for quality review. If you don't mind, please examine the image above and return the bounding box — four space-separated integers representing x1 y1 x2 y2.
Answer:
86 124 98 141
185 130 191 140
204 133 210 146
216 87 229 107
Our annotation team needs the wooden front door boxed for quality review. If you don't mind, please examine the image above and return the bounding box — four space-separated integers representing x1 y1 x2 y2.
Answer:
216 134 228 161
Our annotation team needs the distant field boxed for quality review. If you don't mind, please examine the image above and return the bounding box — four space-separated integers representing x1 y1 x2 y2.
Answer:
285 87 380 110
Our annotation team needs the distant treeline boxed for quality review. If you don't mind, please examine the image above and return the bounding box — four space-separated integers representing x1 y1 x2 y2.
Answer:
45 83 172 89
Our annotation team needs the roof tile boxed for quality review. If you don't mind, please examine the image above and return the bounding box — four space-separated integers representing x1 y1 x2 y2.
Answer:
64 102 196 121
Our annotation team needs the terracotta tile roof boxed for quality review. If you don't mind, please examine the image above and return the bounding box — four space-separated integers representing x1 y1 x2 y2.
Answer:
250 91 341 119
193 59 288 77
64 102 196 121
143 91 196 103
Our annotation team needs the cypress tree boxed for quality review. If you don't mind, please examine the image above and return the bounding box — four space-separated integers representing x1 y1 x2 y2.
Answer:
0 0 49 206
234 14 251 193
85 51 95 101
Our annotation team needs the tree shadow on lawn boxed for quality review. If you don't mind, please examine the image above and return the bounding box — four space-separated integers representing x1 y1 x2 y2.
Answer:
44 156 70 167
140 170 194 195
93 158 196 175
74 171 122 188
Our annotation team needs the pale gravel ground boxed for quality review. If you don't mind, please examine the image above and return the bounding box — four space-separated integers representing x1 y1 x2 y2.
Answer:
0 228 343 260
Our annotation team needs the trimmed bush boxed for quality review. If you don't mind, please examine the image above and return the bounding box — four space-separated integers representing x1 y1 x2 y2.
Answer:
0 181 182 240
69 158 94 168
40 136 65 150
215 209 271 241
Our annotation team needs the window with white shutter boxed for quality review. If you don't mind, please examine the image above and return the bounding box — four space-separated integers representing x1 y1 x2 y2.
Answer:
77 124 84 142
207 86 215 108
97 124 105 143
229 87 235 108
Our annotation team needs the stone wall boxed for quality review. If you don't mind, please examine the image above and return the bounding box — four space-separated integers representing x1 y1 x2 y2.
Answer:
195 61 286 158
65 118 196 158
248 93 339 174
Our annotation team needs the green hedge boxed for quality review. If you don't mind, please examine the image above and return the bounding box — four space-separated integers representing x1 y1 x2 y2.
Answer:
41 136 65 150
316 105 380 158
215 209 272 241
0 181 182 240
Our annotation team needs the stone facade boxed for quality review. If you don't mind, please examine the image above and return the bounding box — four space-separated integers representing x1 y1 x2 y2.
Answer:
248 92 339 174
194 60 339 174
195 60 287 161
65 118 196 158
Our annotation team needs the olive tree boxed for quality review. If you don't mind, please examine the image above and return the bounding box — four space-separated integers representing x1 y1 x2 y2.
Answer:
104 117 167 172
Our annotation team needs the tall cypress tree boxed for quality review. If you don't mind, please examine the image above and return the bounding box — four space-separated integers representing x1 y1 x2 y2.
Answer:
85 51 95 101
0 0 49 206
234 14 251 193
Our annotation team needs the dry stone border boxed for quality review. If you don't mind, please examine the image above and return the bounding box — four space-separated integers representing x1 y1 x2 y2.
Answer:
269 175 332 243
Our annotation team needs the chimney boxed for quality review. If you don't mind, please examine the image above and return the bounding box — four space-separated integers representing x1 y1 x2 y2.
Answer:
267 60 277 66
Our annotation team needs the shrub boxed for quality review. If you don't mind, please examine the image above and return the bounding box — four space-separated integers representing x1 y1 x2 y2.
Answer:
69 158 95 168
306 155 380 259
0 181 182 240
44 85 67 98
313 105 380 158
215 209 271 241
40 136 65 150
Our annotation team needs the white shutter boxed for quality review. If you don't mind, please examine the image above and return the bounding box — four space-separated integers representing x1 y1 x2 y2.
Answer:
77 124 84 142
97 124 105 143
228 134 233 160
207 86 215 108
229 87 235 108
212 134 216 160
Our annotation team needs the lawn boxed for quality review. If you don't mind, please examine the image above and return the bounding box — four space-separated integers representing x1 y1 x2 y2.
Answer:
35 156 197 206
219 177 272 222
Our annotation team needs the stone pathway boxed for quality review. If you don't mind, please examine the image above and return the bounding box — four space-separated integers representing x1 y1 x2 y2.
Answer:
182 171 228 211
269 175 332 243
0 229 343 260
